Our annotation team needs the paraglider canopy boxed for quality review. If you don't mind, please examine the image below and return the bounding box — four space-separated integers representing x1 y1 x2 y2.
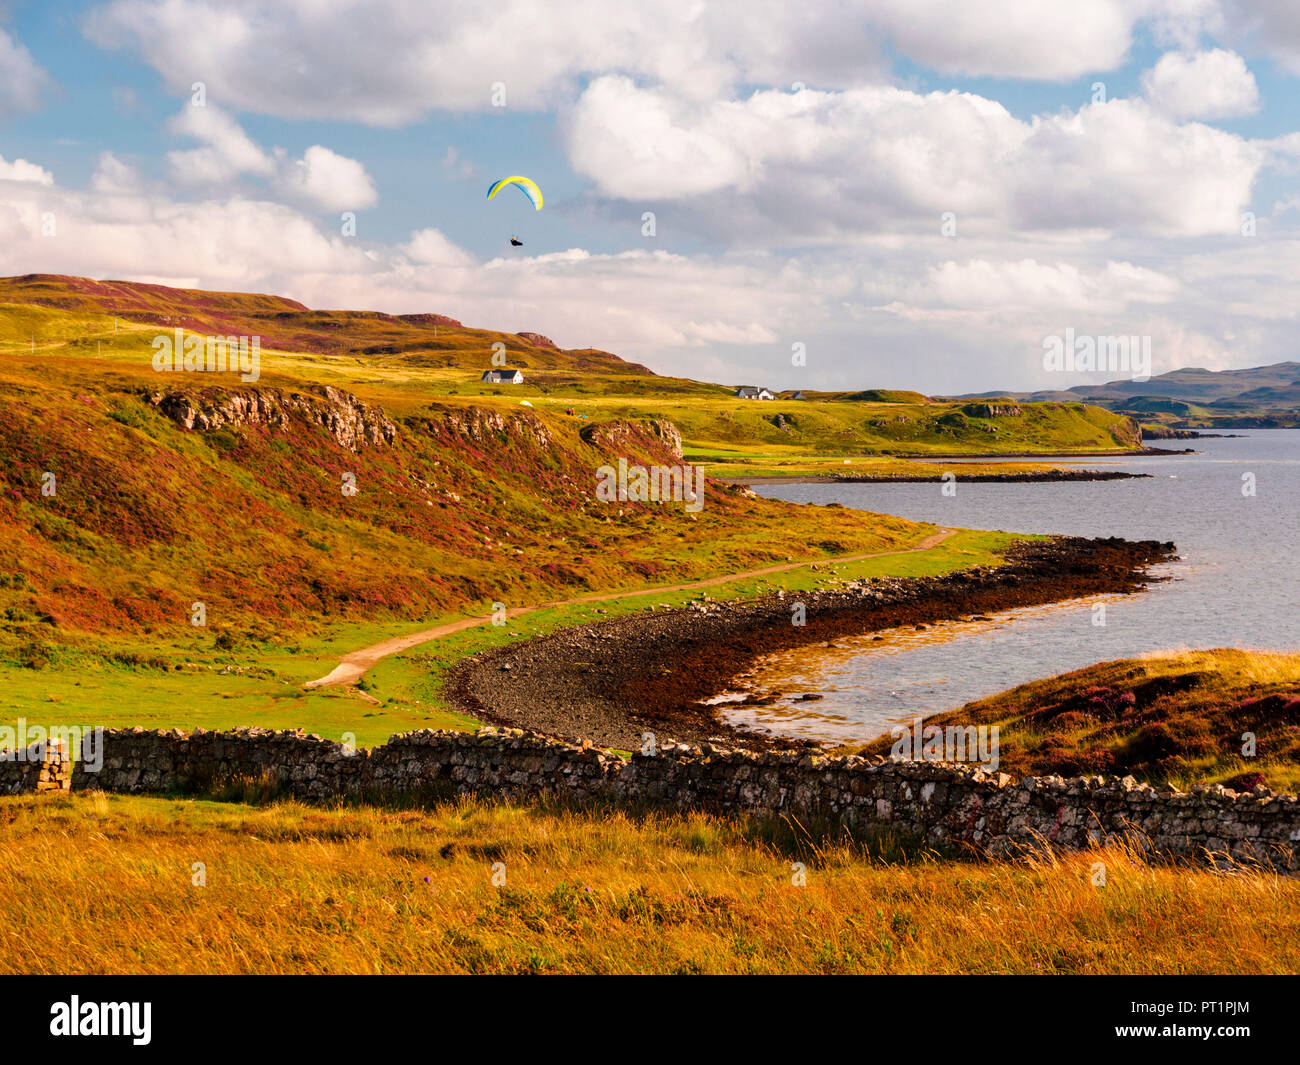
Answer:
487 175 543 210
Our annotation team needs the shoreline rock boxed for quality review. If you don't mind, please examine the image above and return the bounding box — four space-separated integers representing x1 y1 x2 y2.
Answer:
727 469 1148 485
448 536 1177 751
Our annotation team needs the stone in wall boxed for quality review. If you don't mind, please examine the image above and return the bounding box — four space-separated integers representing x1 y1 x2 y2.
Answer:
0 738 70 795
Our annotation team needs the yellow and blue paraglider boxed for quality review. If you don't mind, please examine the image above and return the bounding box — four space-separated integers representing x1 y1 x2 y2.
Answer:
486 175 543 210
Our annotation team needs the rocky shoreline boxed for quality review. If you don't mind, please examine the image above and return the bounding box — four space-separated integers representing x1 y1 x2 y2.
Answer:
1141 426 1238 440
448 536 1177 751
889 447 1193 457
729 469 1148 485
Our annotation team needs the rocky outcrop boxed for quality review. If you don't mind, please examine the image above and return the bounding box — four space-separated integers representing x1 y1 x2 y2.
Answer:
430 405 555 449
145 385 398 451
516 331 557 349
54 726 1300 870
1142 425 1206 440
962 403 1023 418
580 419 684 463
1109 417 1143 449
398 312 461 328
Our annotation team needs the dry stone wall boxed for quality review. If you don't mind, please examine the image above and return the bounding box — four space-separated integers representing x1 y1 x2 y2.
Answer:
0 739 70 795
37 726 1300 869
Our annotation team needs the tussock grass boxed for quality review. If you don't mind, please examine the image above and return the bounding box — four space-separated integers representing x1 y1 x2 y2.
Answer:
3 792 1298 974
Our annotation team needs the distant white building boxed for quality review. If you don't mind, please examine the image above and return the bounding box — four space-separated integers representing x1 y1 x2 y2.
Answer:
482 368 524 384
735 386 775 400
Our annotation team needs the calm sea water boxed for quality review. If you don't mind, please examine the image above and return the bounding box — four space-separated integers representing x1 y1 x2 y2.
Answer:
733 429 1300 742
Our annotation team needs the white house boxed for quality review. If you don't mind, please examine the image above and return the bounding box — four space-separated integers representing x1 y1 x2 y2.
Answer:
735 386 775 400
482 368 524 384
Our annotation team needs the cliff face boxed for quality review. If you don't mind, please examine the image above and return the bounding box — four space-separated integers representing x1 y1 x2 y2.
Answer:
1109 416 1142 449
516 331 557 349
429 405 555 450
579 419 684 464
145 385 398 451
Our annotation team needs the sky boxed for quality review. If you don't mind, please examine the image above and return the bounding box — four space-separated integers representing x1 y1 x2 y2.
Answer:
2 0 1300 393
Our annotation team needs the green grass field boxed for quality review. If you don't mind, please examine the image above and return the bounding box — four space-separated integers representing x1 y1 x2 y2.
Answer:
1 528 1024 749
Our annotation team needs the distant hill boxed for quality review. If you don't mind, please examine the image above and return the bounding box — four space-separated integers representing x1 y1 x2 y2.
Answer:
0 273 655 377
947 361 1300 427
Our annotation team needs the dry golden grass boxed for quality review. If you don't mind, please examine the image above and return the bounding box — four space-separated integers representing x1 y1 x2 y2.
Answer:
3 792 1299 974
1134 648 1300 687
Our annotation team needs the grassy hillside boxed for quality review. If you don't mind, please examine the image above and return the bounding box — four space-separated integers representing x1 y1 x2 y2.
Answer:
854 650 1300 794
4 791 1297 974
0 274 1142 452
0 274 1141 747
0 353 928 650
564 397 1137 458
0 528 1017 748
0 273 661 378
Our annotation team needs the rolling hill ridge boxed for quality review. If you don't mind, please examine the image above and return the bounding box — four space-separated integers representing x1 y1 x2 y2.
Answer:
950 360 1300 427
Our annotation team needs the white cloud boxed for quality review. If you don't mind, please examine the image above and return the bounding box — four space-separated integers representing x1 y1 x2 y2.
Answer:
166 104 274 184
1141 49 1259 118
403 228 475 268
1012 99 1262 236
0 156 54 185
163 105 377 213
567 81 1262 239
868 0 1138 80
566 78 755 200
681 320 780 345
84 0 1213 124
89 151 142 196
0 27 52 115
2 155 1298 393
278 145 378 212
1215 0 1300 73
929 259 1179 313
